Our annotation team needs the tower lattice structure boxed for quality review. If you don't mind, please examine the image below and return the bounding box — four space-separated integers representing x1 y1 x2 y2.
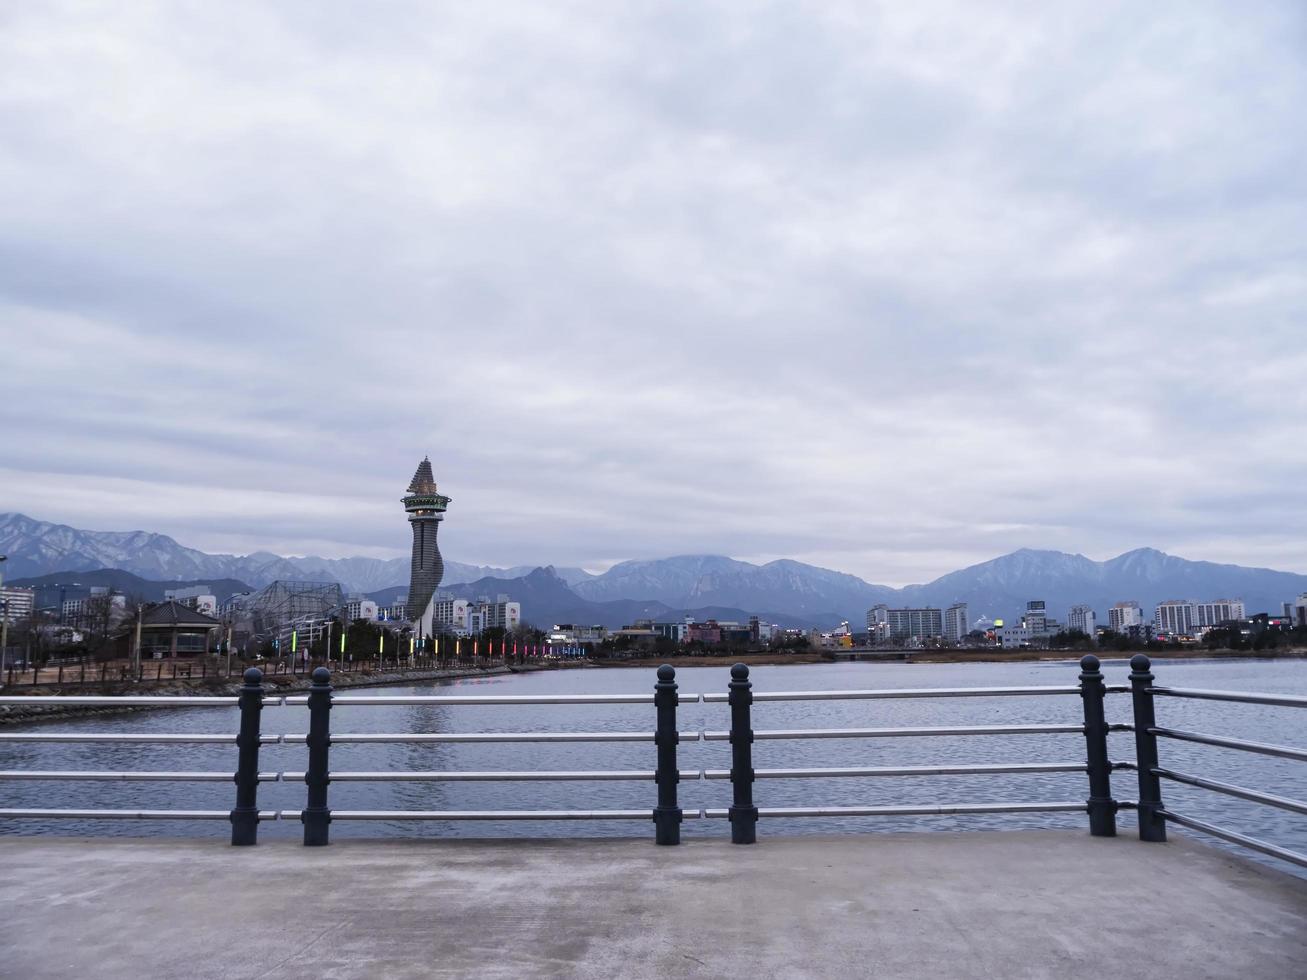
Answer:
402 457 450 628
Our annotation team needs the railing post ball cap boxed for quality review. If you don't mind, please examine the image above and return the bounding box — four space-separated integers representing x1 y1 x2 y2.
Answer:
657 664 675 682
1130 654 1152 674
731 663 749 681
1079 654 1100 674
243 667 263 685
312 666 331 684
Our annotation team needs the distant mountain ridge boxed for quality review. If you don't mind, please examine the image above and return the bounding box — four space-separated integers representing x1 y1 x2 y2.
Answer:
0 514 591 593
4 512 1306 628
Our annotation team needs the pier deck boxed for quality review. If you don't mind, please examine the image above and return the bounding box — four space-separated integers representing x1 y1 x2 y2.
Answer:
2 830 1304 979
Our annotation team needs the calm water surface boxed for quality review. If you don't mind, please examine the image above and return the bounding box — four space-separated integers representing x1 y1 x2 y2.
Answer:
2 658 1304 871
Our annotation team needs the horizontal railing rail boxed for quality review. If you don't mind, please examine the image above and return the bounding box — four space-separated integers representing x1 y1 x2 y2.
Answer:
1149 727 1307 763
0 808 279 820
702 723 1115 741
283 731 664 743
289 809 706 822
0 733 279 744
702 762 1091 779
1147 687 1307 709
286 693 692 706
704 802 1089 819
281 769 697 782
0 770 278 782
1157 810 1307 871
702 684 1106 703
0 695 242 707
1152 768 1307 816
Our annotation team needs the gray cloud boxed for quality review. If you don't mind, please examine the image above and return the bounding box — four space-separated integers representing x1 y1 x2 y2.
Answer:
1 1 1305 585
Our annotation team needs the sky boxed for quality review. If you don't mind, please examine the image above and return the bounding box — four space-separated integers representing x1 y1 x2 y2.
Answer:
2 1 1305 586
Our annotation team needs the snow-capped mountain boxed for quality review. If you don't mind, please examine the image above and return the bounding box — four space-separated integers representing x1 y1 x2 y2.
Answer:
4 512 1304 625
895 547 1307 625
0 514 583 593
572 555 895 621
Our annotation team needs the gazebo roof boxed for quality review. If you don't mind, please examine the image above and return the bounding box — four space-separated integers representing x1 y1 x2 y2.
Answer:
139 601 222 629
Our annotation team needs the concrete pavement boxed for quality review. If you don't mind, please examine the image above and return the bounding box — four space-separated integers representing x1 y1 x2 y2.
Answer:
1 830 1304 979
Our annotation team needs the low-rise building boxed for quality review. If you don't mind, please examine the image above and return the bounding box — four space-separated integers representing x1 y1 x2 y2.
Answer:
138 601 221 658
549 624 607 646
998 624 1033 649
686 620 723 645
653 619 690 643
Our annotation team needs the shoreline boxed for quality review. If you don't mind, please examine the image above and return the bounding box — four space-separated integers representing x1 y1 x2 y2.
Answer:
0 664 523 725
589 647 1307 668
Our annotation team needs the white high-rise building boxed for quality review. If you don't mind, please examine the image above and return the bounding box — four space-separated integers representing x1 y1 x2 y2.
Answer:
427 595 470 634
883 608 944 643
476 594 521 632
0 586 35 625
1109 601 1145 632
1067 605 1097 637
1155 600 1197 636
944 603 969 643
1023 600 1048 635
1194 600 1245 627
866 604 892 643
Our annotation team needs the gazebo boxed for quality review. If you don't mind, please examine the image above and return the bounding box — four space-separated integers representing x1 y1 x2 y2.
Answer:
138 601 221 659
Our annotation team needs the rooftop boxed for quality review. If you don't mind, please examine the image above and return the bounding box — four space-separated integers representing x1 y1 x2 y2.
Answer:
139 600 221 628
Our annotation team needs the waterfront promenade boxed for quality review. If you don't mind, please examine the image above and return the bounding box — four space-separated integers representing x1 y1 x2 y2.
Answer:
2 830 1304 979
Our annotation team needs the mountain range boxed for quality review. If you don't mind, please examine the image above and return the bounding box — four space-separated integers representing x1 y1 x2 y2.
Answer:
0 514 592 592
4 512 1306 630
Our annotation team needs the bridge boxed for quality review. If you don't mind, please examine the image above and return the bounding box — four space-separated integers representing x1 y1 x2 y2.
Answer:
1 655 1304 977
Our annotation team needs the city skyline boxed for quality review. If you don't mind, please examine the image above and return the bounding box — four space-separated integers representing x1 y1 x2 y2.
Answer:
2 3 1305 584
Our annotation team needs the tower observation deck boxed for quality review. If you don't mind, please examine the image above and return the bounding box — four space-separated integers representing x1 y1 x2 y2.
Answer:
402 457 450 629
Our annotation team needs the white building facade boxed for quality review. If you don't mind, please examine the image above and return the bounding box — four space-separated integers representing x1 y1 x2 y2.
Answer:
1154 600 1197 636
943 603 969 643
1109 601 1145 632
1194 600 1245 627
1066 605 1097 638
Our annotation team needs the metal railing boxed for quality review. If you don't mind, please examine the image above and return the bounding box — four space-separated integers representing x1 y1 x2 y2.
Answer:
0 656 1304 871
701 659 1123 844
1127 653 1307 870
0 665 694 846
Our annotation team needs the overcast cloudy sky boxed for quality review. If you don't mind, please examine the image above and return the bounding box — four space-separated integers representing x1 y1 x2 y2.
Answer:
2 2 1305 585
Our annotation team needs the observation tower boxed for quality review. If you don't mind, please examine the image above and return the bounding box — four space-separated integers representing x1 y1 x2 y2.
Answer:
402 456 450 630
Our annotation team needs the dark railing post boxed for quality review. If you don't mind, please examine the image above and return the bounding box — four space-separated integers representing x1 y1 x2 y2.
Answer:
653 664 682 845
303 666 333 845
727 662 758 844
1078 654 1117 837
230 667 265 846
1129 654 1167 842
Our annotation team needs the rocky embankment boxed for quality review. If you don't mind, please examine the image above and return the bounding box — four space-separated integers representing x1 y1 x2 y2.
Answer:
0 665 517 725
